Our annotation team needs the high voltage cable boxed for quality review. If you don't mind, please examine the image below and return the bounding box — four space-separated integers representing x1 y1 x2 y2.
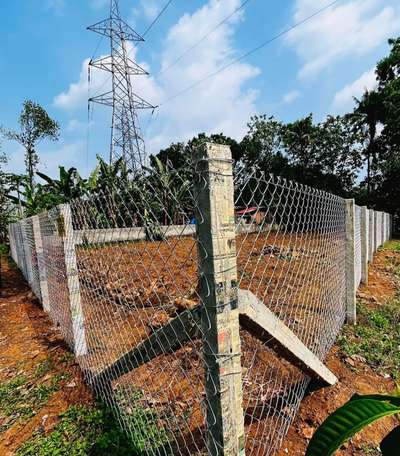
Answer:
142 0 174 37
159 0 252 75
159 0 341 106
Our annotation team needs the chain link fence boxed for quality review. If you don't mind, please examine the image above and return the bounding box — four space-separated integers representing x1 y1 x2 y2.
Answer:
8 143 392 456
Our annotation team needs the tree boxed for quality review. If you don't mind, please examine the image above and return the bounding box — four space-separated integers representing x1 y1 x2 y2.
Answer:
2 100 59 190
348 90 383 197
0 148 14 243
240 115 288 174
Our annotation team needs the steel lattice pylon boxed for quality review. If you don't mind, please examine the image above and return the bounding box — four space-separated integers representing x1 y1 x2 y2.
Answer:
88 0 155 172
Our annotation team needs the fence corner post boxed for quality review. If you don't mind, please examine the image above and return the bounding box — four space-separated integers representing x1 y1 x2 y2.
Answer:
360 206 368 285
59 203 88 357
345 199 356 325
32 215 50 312
193 142 245 456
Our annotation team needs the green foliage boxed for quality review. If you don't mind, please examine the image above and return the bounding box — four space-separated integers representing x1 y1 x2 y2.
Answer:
16 404 149 456
240 113 363 196
339 300 400 379
2 100 59 189
306 393 400 456
37 166 87 203
116 389 169 452
0 373 62 433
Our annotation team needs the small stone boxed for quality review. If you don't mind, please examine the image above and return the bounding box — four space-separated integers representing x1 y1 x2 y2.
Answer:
66 381 76 388
301 425 315 439
350 354 366 363
345 357 356 367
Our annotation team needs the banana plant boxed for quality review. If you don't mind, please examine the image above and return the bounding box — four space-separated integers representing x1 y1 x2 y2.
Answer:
37 166 87 201
306 392 400 456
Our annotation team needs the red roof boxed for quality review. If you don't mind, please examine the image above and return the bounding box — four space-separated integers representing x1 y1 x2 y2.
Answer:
236 207 258 215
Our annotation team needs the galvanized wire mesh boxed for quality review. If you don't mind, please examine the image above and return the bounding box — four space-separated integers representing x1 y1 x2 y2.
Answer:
7 152 392 456
234 171 346 455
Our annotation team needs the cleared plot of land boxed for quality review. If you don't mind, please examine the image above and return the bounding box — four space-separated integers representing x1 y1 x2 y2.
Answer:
66 231 346 455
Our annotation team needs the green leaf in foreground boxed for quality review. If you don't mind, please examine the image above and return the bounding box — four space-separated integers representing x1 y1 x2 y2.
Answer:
306 394 400 456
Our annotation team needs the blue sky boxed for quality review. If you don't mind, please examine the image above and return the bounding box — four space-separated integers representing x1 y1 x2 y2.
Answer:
2 0 400 178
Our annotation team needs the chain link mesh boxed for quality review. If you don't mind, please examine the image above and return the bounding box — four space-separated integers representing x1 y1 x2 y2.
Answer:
7 154 392 456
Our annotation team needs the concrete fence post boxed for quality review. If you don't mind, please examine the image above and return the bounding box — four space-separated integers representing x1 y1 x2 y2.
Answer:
194 143 245 456
374 211 378 252
383 213 386 242
360 206 368 284
345 199 356 325
59 204 88 357
368 209 374 262
32 215 50 312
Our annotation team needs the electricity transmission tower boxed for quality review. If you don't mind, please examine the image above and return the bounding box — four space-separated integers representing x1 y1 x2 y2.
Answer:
88 0 155 172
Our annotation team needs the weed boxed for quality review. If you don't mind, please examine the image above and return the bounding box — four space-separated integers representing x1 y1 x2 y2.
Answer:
0 244 8 256
16 404 145 456
0 372 62 433
358 444 381 455
115 388 169 452
58 352 74 364
339 300 400 379
34 359 55 379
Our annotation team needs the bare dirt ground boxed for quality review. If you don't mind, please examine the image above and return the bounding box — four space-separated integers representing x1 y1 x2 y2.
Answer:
0 241 399 455
0 259 93 456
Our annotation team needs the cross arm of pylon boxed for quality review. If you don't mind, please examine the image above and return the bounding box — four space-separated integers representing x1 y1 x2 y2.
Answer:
87 17 145 42
90 55 149 76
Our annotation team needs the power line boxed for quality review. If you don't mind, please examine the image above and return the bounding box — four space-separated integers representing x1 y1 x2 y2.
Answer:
142 0 174 37
160 0 341 106
159 0 252 76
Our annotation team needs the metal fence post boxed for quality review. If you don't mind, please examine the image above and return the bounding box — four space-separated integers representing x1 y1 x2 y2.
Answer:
345 199 356 324
360 206 368 284
194 143 245 456
32 215 50 312
59 204 88 357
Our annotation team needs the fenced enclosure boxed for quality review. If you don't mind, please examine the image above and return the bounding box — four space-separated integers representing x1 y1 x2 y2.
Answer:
8 143 392 456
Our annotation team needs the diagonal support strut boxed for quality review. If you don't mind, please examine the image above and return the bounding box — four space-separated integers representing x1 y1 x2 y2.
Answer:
90 290 336 388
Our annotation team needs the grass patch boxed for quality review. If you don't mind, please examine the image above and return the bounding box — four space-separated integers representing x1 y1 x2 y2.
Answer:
16 404 144 456
339 300 400 379
0 373 63 433
0 243 8 256
383 240 400 252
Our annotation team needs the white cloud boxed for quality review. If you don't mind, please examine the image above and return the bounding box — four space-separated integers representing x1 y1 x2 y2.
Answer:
333 67 377 110
66 119 94 133
90 0 108 9
282 90 300 104
46 0 65 13
53 57 111 110
151 0 260 147
54 0 260 153
286 0 400 79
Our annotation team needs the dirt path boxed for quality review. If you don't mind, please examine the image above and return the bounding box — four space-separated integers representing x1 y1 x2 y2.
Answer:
0 259 93 456
0 244 399 455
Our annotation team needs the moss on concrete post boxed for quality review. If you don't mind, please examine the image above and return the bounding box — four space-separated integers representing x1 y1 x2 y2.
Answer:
194 143 245 456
